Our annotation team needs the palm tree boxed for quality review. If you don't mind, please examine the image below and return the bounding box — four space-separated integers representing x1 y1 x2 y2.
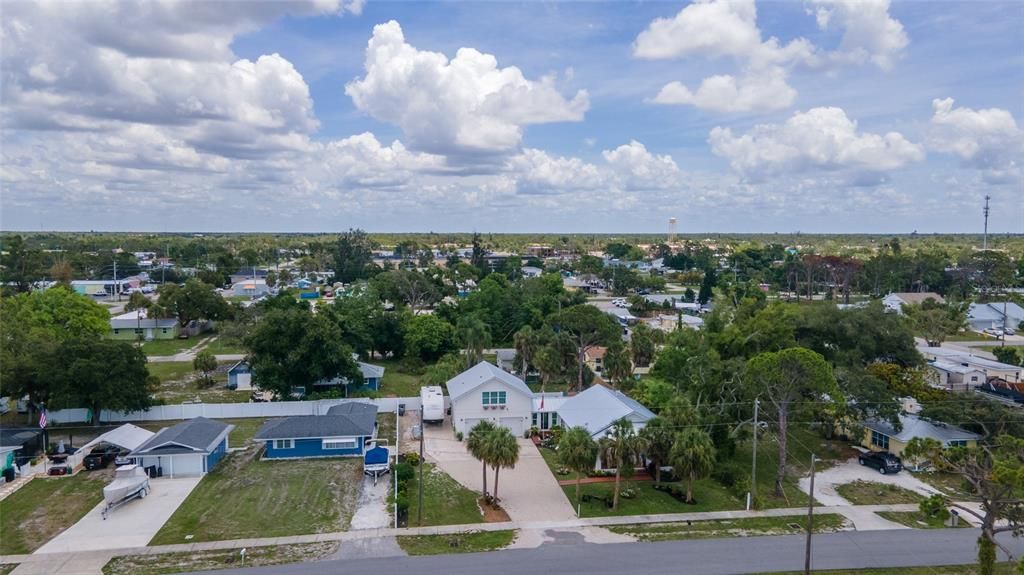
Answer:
488 427 520 502
602 342 633 389
639 417 673 483
534 346 562 393
669 428 716 504
457 315 491 369
513 326 539 377
598 418 647 510
558 426 598 507
467 420 497 498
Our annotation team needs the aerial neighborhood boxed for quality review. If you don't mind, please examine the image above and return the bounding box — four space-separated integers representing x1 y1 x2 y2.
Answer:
0 230 1022 574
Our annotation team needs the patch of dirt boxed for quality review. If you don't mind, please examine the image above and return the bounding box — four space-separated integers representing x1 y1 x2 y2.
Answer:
478 498 511 523
104 542 338 575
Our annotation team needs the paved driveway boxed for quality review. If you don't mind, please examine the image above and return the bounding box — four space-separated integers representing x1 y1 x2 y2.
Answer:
423 421 577 522
35 477 201 553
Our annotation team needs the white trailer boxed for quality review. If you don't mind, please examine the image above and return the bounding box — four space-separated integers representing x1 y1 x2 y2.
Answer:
420 386 445 423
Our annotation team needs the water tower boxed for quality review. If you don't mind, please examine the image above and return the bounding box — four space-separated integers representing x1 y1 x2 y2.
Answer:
668 217 678 244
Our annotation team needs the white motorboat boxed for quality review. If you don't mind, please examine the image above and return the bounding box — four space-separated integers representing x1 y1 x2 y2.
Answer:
102 464 150 518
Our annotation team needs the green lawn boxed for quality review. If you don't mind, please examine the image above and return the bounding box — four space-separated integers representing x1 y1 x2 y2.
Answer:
0 565 16 575
407 463 484 527
376 413 397 444
876 510 969 529
102 542 336 575
150 451 361 544
375 359 424 397
202 338 246 356
912 471 974 499
142 337 206 356
0 473 110 554
567 478 740 518
397 530 516 555
763 565 1017 575
607 513 847 541
147 361 250 404
835 481 923 505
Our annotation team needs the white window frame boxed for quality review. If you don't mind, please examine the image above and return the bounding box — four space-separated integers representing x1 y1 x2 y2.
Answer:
322 438 358 450
273 439 294 450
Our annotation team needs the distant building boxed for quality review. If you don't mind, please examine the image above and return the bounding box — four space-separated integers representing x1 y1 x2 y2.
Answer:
967 302 1024 333
925 361 986 392
231 278 270 298
229 268 269 285
861 413 980 457
110 309 179 341
494 349 517 372
918 346 1021 383
521 266 544 278
71 279 130 297
882 292 945 314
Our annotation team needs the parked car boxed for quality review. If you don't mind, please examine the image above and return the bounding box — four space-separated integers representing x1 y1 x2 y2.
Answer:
84 445 120 470
858 451 903 474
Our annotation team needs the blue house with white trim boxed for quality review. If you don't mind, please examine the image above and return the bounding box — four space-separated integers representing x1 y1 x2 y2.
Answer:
227 361 251 390
128 417 233 477
254 402 378 459
316 359 386 393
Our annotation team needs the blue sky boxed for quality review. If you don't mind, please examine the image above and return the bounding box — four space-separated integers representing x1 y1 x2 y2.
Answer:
1 0 1021 233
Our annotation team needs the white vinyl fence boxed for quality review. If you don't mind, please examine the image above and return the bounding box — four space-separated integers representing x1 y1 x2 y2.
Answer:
47 396 439 425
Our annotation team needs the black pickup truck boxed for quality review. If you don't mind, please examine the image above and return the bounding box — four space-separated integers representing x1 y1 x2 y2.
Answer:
83 445 121 470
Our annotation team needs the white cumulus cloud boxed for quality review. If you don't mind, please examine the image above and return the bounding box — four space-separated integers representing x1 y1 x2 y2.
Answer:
809 0 908 70
345 20 589 159
709 107 924 180
927 98 1023 183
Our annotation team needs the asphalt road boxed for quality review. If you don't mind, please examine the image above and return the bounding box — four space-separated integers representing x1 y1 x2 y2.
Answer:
189 528 1024 575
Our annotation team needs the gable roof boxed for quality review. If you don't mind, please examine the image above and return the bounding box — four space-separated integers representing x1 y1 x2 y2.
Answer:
495 348 516 362
255 403 378 441
968 302 1024 323
556 385 655 437
864 413 981 444
131 417 233 456
585 346 607 361
358 361 385 379
446 361 533 402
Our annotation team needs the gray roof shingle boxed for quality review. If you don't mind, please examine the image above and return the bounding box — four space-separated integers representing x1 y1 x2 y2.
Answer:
131 417 233 455
254 403 378 441
446 361 533 402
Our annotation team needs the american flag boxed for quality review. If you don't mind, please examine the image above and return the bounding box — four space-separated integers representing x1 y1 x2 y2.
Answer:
38 409 47 429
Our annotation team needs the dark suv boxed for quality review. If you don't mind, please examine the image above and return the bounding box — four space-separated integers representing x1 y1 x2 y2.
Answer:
83 445 120 470
858 451 902 474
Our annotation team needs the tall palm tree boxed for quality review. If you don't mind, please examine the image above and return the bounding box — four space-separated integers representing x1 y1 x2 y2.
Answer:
513 326 539 377
639 417 673 483
533 346 562 394
488 427 520 502
669 428 716 504
602 342 633 389
457 315 491 369
598 418 647 510
558 426 598 508
467 420 497 497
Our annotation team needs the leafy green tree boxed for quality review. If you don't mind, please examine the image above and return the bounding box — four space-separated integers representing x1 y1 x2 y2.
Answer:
470 232 488 277
901 437 942 470
551 305 621 392
56 339 151 425
629 322 657 367
992 347 1022 367
598 418 647 510
158 279 233 328
372 269 438 313
0 235 43 293
602 341 633 389
904 301 967 347
534 346 564 391
698 267 717 305
422 353 464 387
918 435 1024 575
662 395 700 428
245 308 361 399
639 417 674 483
1 285 110 339
558 426 599 507
631 377 676 411
467 420 498 497
404 315 457 363
745 347 841 496
670 428 716 503
124 291 151 313
457 314 491 369
488 426 520 502
193 350 218 387
333 228 374 283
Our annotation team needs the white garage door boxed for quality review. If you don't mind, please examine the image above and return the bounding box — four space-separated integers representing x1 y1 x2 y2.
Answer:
499 417 525 437
169 455 204 477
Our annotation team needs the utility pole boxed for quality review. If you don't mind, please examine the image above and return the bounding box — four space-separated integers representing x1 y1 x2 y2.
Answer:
417 407 425 526
748 398 759 511
804 454 816 575
112 259 118 302
983 195 991 250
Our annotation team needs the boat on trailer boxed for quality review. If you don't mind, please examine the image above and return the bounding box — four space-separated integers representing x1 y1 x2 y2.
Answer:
102 464 150 519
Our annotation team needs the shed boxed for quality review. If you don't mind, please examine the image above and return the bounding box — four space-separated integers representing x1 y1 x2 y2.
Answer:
129 417 233 477
227 361 252 391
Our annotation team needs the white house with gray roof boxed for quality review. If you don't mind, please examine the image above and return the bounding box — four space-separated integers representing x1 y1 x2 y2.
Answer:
968 302 1024 333
447 362 534 436
556 385 656 439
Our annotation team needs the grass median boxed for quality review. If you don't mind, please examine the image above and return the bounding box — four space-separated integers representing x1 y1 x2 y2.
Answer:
397 530 516 555
103 542 336 575
608 513 847 541
0 473 110 554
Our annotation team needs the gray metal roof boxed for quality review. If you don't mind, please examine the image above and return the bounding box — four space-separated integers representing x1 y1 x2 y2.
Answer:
358 361 385 379
446 361 533 402
864 413 982 444
130 417 233 456
557 385 655 437
255 403 378 440
495 349 516 361
0 428 43 448
968 302 1024 323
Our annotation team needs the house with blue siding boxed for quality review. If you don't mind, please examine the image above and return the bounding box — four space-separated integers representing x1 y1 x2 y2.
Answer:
254 402 378 459
315 359 386 393
227 361 252 390
128 417 233 477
